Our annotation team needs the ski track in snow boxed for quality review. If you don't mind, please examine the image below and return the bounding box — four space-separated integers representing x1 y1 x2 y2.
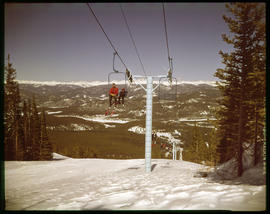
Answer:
5 158 265 211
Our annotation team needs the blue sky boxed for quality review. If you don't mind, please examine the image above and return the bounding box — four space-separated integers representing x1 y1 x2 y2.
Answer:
5 3 232 82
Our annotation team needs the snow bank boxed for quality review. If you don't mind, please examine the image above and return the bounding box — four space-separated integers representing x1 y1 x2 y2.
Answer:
5 159 265 211
236 163 266 185
52 152 70 160
209 158 266 186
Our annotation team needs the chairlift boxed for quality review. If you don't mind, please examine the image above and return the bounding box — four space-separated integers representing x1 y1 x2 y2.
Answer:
107 52 129 96
158 58 177 101
158 76 177 101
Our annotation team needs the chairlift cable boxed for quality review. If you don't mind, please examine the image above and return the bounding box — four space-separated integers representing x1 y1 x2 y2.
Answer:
162 3 171 65
119 3 147 77
86 3 128 70
162 3 174 83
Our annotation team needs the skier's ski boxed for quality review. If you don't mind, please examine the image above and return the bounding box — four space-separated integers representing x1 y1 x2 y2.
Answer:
110 110 114 116
105 107 111 116
105 106 115 117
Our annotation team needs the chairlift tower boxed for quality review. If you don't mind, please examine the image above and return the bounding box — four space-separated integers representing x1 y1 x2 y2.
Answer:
133 75 166 173
86 3 177 172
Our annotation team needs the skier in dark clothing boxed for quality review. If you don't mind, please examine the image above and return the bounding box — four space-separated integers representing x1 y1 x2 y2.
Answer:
152 131 157 145
118 88 127 105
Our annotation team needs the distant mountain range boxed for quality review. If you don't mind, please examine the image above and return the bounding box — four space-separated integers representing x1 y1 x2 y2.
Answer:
17 79 217 87
17 79 222 159
18 79 221 120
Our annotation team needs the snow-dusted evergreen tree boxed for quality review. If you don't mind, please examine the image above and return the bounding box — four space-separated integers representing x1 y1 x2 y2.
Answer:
247 4 266 166
4 55 54 161
206 126 219 166
215 3 266 176
4 54 23 160
40 109 53 160
31 96 41 160
184 121 207 164
22 100 32 160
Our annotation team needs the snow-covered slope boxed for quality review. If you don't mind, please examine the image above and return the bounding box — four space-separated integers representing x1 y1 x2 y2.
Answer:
5 157 265 211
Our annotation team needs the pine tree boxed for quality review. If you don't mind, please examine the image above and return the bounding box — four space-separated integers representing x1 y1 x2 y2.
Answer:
25 99 34 160
215 3 265 176
22 100 30 160
4 54 22 160
40 109 53 160
248 4 266 165
188 121 206 164
31 96 41 160
207 126 219 166
16 104 25 161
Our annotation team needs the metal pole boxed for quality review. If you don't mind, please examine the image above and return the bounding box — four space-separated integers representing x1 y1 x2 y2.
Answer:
172 142 175 160
179 147 183 161
133 75 166 173
175 145 177 160
145 76 153 173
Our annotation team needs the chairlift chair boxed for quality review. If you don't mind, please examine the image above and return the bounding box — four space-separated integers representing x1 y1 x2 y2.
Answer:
158 75 177 101
107 52 129 97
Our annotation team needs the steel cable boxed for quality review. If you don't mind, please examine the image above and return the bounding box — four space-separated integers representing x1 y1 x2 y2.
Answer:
119 3 147 77
86 3 128 70
162 3 172 69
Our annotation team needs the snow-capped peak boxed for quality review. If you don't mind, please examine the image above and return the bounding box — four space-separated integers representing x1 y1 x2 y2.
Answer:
17 80 109 87
17 79 217 87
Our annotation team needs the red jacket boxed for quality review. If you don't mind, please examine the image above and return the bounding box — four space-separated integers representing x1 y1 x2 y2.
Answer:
110 87 119 95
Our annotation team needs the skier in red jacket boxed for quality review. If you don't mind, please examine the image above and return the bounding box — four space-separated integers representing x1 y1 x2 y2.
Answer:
109 83 119 107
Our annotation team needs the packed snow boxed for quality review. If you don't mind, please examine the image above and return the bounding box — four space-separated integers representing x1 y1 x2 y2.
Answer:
47 124 93 131
129 110 145 117
128 126 145 134
185 122 216 129
46 111 62 115
5 156 265 211
187 98 199 103
55 115 131 124
70 124 93 131
169 117 217 122
128 126 182 145
200 111 209 115
156 132 182 145
47 106 69 109
104 124 116 128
